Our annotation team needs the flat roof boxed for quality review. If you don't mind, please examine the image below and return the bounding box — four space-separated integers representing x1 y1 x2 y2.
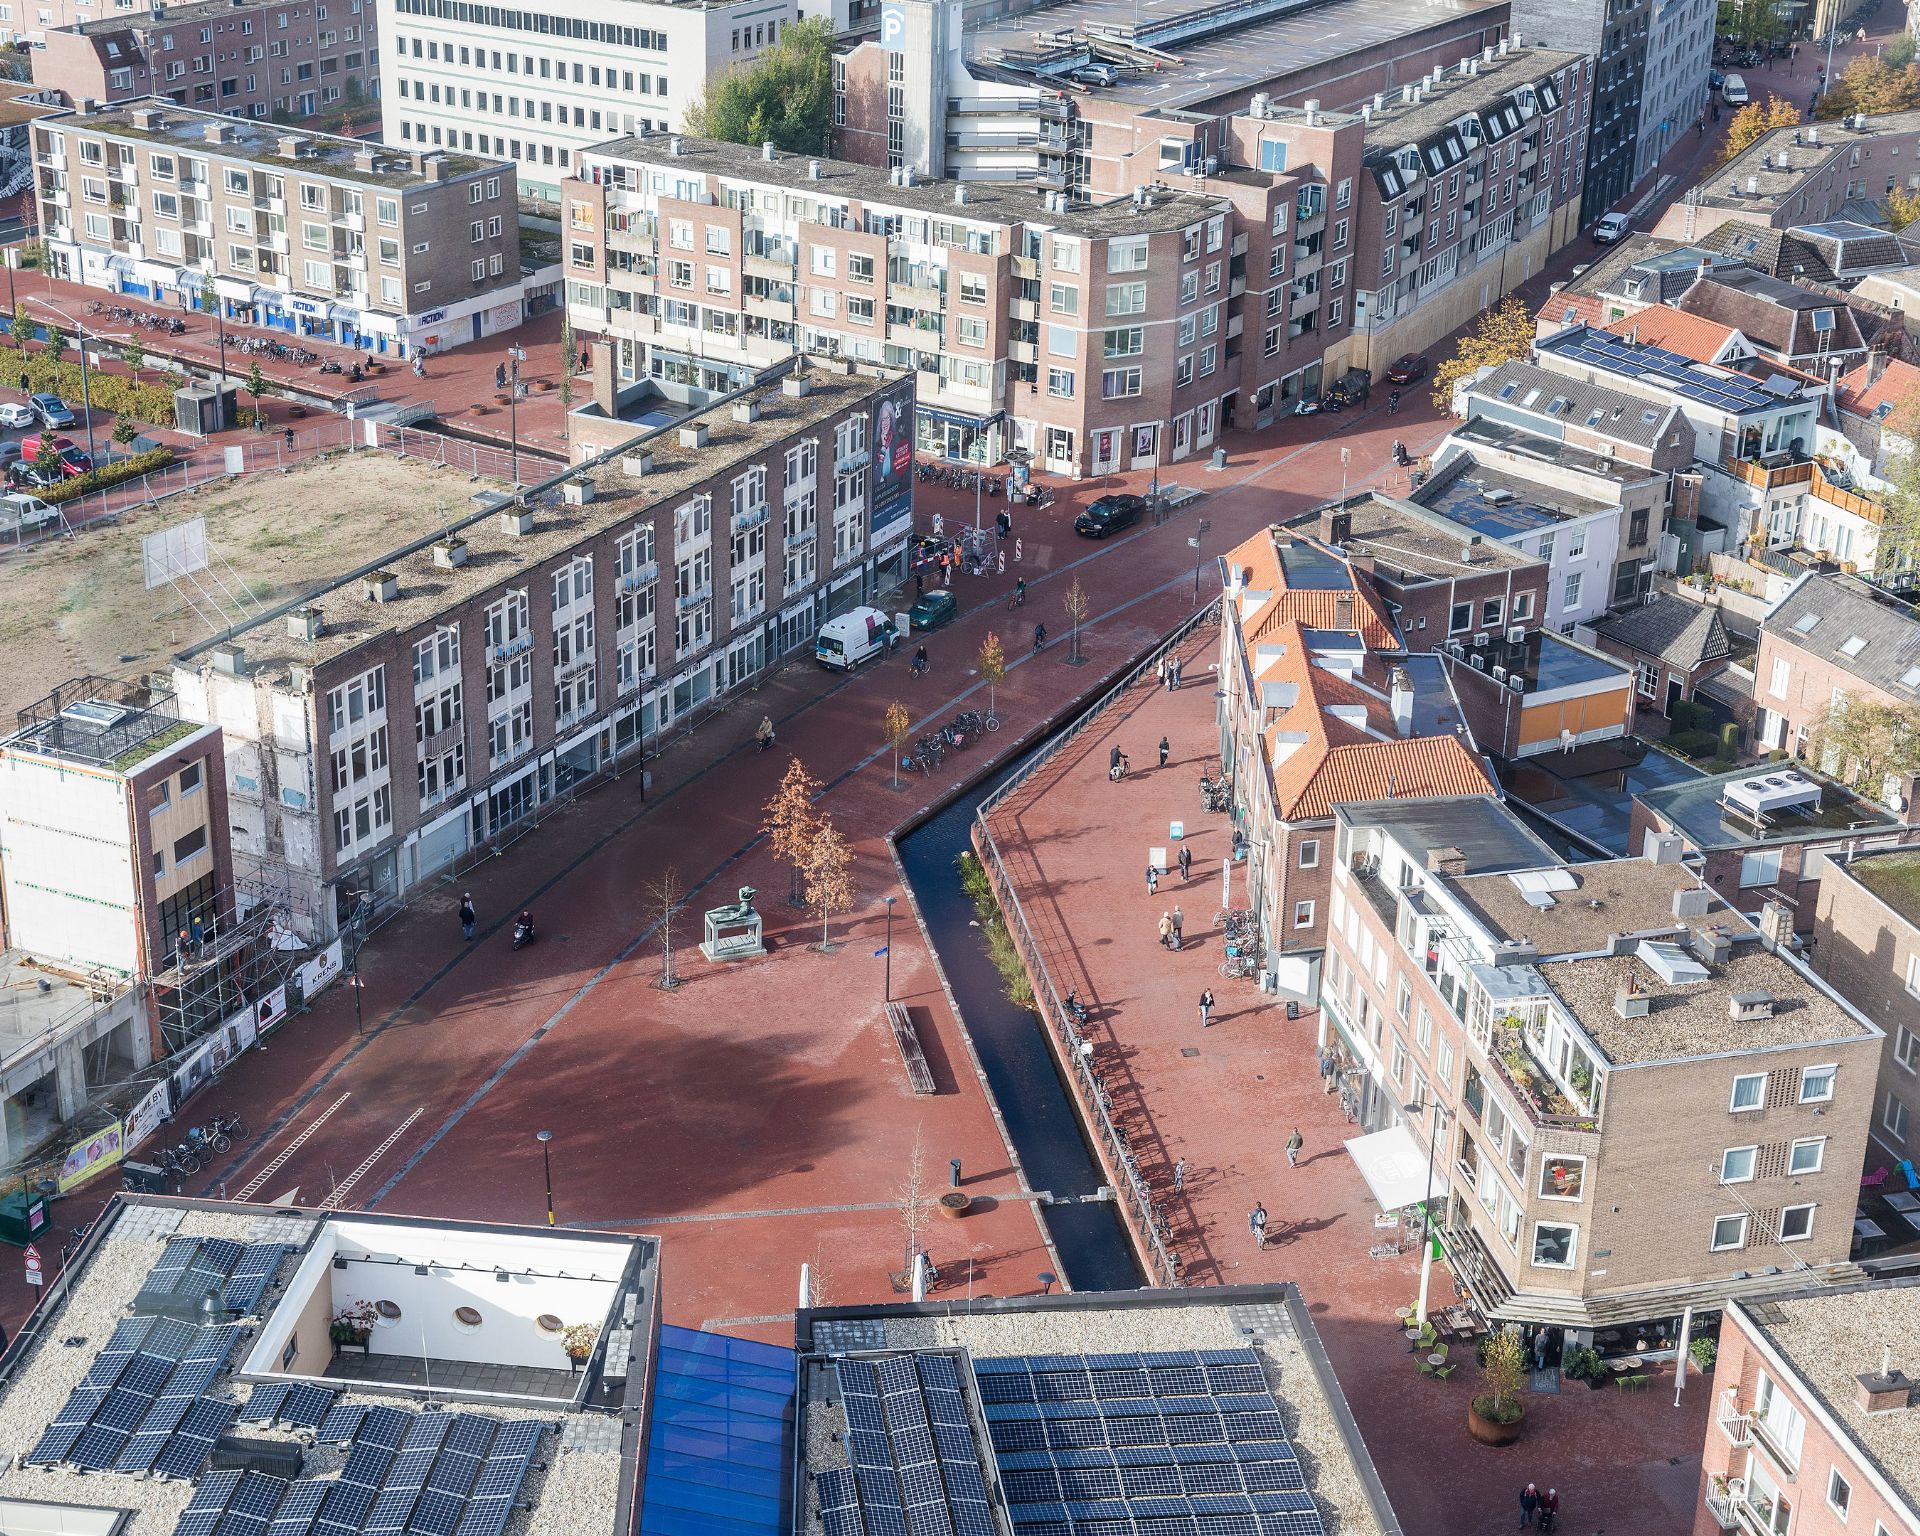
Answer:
796 1286 1395 1536
966 0 1506 114
1416 458 1610 539
1635 763 1898 850
1541 946 1874 1065
1838 848 1920 929
1445 416 1650 481
1450 859 1719 955
1537 326 1812 417
1289 492 1537 585
1456 628 1628 692
586 134 1223 237
1338 794 1558 875
190 363 904 677
1742 1281 1920 1514
55 98 505 187
0 1197 649 1536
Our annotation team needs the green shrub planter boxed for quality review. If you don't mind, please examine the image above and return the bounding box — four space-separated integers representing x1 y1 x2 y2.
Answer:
39 447 178 505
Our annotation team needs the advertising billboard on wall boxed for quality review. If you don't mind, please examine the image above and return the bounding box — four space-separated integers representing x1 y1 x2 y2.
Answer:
870 386 913 539
880 2 907 49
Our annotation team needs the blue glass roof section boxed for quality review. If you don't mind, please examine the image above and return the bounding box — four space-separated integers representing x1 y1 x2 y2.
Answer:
639 1325 795 1536
1275 542 1353 591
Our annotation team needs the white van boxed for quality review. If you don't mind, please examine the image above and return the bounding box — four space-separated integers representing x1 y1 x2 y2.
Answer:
816 606 897 670
0 491 59 534
1722 73 1749 106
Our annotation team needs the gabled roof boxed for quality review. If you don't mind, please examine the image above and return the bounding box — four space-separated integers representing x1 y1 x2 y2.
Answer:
1834 355 1920 423
1676 269 1867 359
1591 594 1732 671
1470 358 1677 448
1601 308 1746 366
1223 527 1399 650
1763 573 1920 700
1694 221 1836 285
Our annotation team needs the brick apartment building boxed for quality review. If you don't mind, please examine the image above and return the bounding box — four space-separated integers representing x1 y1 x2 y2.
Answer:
169 360 914 937
1754 572 1920 766
1812 849 1920 1170
1326 799 1882 1337
1214 515 1511 964
1698 1282 1920 1536
34 99 523 354
560 38 1590 475
31 0 378 121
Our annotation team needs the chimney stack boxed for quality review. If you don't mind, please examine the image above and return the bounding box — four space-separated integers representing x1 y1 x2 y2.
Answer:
1425 846 1468 877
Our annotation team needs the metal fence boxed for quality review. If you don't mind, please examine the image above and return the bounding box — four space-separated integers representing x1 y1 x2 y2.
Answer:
972 600 1221 1288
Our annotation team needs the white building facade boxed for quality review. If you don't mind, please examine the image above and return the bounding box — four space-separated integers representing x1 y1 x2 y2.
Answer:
377 0 797 203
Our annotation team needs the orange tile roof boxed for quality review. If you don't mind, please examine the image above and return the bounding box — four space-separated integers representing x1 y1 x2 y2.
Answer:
1836 356 1920 420
1602 309 1740 365
1284 736 1496 822
1539 292 1609 332
1224 526 1399 651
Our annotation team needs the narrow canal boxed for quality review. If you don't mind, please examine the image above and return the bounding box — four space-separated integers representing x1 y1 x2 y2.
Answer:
898 768 1146 1293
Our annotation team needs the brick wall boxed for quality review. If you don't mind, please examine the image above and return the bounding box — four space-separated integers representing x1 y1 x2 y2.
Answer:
1812 861 1920 1164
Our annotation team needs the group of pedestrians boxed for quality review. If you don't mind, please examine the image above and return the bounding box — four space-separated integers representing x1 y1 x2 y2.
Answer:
1156 907 1185 949
1154 654 1184 690
1518 1483 1562 1530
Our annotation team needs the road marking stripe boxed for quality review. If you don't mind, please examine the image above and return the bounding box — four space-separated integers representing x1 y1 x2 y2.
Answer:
231 1092 352 1201
319 1108 423 1211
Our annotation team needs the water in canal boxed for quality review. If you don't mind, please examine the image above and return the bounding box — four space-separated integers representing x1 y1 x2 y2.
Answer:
898 769 1146 1293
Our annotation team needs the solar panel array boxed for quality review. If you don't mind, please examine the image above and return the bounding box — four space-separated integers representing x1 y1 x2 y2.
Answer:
820 1353 993 1536
166 1411 545 1536
27 1313 241 1477
974 1350 1326 1536
1545 331 1786 416
135 1239 292 1318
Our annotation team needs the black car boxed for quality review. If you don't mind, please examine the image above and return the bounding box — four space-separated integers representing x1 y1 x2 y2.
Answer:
1074 493 1147 538
9 461 61 490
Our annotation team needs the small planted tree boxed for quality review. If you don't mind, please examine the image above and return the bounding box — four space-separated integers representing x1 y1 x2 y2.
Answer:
762 756 823 907
559 311 576 407
120 336 145 382
644 864 687 989
1063 576 1090 665
7 302 27 349
802 814 855 952
896 1124 934 1289
883 700 911 789
1473 1327 1528 1429
41 322 64 361
199 273 219 319
978 632 1006 718
112 417 137 449
32 435 61 480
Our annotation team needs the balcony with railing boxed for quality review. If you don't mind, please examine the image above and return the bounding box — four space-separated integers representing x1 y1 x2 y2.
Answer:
1715 1387 1753 1447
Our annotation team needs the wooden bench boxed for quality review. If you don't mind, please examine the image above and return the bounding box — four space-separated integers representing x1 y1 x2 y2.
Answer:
885 1002 937 1095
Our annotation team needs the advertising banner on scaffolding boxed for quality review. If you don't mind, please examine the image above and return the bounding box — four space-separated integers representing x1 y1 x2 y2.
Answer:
122 1080 172 1154
296 940 343 999
254 984 288 1036
57 1121 125 1193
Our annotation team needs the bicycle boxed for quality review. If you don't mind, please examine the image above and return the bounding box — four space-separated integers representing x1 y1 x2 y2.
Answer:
1220 955 1261 979
1007 582 1027 611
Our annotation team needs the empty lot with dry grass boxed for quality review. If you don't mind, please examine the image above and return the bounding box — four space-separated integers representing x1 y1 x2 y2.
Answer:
0 452 502 721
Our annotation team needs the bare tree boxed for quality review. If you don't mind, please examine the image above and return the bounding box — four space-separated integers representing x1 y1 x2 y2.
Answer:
644 865 687 989
883 700 912 789
897 1123 935 1286
1063 576 1090 666
802 815 855 952
809 1237 835 1309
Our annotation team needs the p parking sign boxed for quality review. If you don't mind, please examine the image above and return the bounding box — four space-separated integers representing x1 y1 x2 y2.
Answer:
880 2 907 49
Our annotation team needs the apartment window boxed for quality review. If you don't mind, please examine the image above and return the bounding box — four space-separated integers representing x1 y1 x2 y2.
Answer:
1299 839 1319 869
956 316 986 347
1106 236 1148 273
1710 1213 1747 1251
1101 369 1142 398
1293 900 1314 929
1564 571 1582 609
178 760 202 796
1886 1091 1911 1141
1636 661 1658 698
1780 1203 1816 1242
1049 282 1078 314
1827 1469 1851 1522
958 274 987 304
1538 1154 1584 1200
1739 848 1783 888
1770 658 1791 697
1800 1065 1836 1104
1897 1024 1919 1069
150 780 171 813
1046 368 1074 398
1449 602 1470 633
1754 1375 1806 1466
1530 1222 1575 1269
1788 1137 1825 1175
1731 1073 1765 1112
1106 281 1146 316
172 826 207 865
1719 1146 1757 1183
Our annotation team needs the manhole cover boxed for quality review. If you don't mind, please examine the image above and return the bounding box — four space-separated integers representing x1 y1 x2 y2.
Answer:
1180 1048 1200 1058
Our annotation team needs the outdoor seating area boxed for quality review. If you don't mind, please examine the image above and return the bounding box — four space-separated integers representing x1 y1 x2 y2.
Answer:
1853 1160 1920 1259
1395 1303 1483 1381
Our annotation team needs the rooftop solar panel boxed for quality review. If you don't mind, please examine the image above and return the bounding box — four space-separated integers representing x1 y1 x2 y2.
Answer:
25 1419 86 1466
339 1440 394 1490
385 1448 438 1491
442 1416 497 1459
266 1480 330 1536
222 1245 288 1314
356 1405 412 1450
402 1414 451 1450
360 1485 420 1536
69 1422 128 1470
281 1384 336 1429
314 1402 367 1444
155 1397 238 1481
407 1488 466 1536
239 1383 291 1424
117 1421 174 1475
452 1496 514 1536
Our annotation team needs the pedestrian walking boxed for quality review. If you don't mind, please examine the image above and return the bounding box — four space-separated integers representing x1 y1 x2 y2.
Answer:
1170 905 1183 948
1158 735 1170 769
458 893 477 942
495 362 507 389
1319 1049 1336 1092
1285 1128 1304 1167
1534 1328 1552 1372
1146 864 1159 896
412 354 426 378
1171 657 1183 690
1158 912 1174 948
1519 1484 1540 1529
913 644 929 677
1248 1202 1267 1248
1199 988 1214 1027
1537 1489 1559 1529
1172 1158 1186 1193
1178 844 1192 881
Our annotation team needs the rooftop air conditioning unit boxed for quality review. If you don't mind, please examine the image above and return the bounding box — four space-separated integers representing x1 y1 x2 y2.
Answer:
1471 653 1488 670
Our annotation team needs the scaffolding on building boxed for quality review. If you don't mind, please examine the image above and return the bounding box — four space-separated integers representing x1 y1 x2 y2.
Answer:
145 863 313 1057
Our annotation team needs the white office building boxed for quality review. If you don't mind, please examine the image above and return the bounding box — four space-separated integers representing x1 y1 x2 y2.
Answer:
377 0 798 202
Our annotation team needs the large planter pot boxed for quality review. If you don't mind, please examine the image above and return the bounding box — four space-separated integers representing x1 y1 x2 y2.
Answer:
938 1192 972 1220
1468 1399 1524 1446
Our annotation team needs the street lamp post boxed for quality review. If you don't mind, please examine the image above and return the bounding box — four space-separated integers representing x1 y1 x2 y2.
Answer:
1404 1097 1449 1325
882 895 896 1003
1190 517 1211 598
507 344 526 487
31 297 98 471
536 1129 555 1226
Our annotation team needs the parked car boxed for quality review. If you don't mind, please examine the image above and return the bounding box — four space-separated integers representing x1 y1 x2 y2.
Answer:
1385 354 1429 386
1722 72 1749 105
0 490 59 533
908 588 958 631
1074 493 1147 538
20 434 92 476
1070 62 1119 86
1592 211 1632 244
28 394 75 429
1709 67 1725 90
0 442 22 468
9 460 62 490
0 400 35 429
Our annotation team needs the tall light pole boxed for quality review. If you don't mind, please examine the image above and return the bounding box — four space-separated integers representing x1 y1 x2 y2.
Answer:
882 895 896 1003
1404 1096 1449 1325
536 1129 555 1226
199 272 228 387
507 343 526 487
29 297 97 470
1190 517 1210 598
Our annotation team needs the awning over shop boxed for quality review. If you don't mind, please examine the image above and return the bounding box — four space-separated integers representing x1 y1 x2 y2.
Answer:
1345 1125 1449 1212
917 404 1004 428
212 276 257 302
